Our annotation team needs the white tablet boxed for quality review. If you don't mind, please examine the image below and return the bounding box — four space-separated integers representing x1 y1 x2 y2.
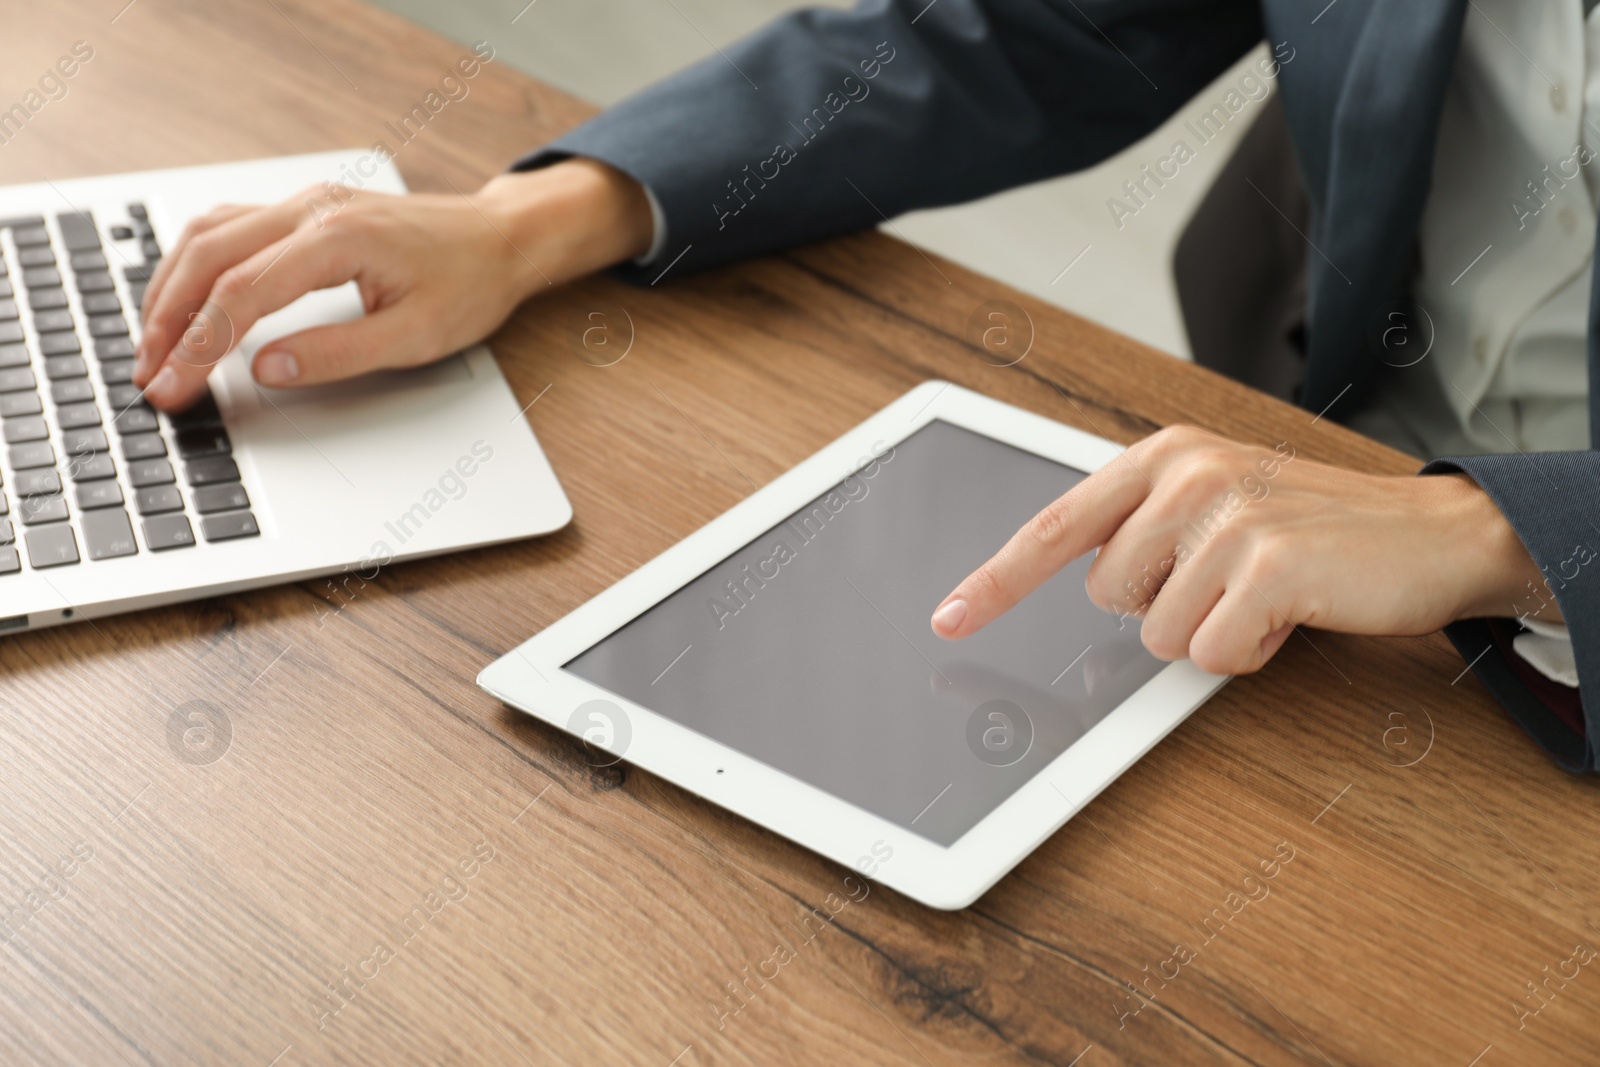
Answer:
478 382 1227 909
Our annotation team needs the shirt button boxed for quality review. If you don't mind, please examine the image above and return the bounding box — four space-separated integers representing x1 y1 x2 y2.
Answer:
1552 84 1568 111
1561 206 1578 232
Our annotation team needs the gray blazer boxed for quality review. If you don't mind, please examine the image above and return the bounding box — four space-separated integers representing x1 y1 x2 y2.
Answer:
518 0 1600 771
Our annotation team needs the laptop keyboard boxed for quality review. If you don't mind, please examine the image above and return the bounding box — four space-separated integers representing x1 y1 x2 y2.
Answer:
0 206 259 575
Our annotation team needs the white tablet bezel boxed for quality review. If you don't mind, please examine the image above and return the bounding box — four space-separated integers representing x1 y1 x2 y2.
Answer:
477 381 1227 909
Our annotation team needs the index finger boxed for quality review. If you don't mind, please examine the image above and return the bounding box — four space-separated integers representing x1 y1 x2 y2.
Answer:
142 230 356 410
930 447 1155 640
138 203 254 330
136 201 304 384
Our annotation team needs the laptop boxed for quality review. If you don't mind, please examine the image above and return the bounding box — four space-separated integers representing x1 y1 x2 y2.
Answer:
0 150 572 633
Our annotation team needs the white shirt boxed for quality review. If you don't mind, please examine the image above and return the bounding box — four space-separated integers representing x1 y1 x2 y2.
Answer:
1354 0 1597 456
1351 0 1598 685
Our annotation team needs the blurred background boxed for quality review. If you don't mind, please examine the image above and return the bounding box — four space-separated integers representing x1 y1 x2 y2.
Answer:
371 0 1270 361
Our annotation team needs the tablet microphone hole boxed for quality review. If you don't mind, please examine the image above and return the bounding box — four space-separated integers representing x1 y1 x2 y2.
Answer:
716 769 724 774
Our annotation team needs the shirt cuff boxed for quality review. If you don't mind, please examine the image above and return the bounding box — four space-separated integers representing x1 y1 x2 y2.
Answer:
1513 618 1579 688
634 184 668 266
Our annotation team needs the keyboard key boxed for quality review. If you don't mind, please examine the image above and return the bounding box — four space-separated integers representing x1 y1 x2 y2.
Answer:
128 203 148 220
81 291 119 315
0 344 26 368
141 240 162 260
0 546 16 574
55 212 101 252
12 226 50 247
9 442 54 468
82 509 137 560
76 481 124 510
0 393 40 418
18 247 56 269
114 408 158 434
201 511 258 542
128 282 148 310
120 433 166 460
175 426 230 458
40 334 82 357
3 417 47 444
27 287 67 310
33 308 74 333
0 322 21 345
71 251 109 273
44 355 86 379
110 225 133 241
19 496 68 525
68 453 115 482
15 470 60 496
100 360 135 384
0 367 35 392
95 336 135 361
105 383 145 409
61 428 108 455
192 482 248 514
184 456 238 485
0 279 9 298
51 378 95 404
56 402 101 430
22 267 62 289
0 298 14 321
74 271 114 293
168 393 222 429
135 485 183 514
24 523 78 567
0 518 10 544
122 264 155 284
0 494 7 515
88 315 128 338
142 512 195 551
127 457 173 487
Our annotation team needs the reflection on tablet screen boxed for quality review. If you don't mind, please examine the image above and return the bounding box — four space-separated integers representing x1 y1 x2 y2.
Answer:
564 420 1164 847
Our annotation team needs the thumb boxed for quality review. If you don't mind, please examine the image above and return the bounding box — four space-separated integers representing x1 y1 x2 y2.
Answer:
250 307 440 387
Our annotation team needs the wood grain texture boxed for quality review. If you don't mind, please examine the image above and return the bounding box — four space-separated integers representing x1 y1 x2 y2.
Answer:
2 2 1598 1064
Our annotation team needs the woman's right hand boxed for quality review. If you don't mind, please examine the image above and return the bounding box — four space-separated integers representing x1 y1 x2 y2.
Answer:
134 157 654 411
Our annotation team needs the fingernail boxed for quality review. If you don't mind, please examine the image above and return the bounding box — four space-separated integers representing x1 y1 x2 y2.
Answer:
255 350 299 385
931 598 967 636
146 366 178 402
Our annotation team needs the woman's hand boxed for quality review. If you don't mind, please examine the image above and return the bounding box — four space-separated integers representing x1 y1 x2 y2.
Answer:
134 158 653 411
929 425 1549 674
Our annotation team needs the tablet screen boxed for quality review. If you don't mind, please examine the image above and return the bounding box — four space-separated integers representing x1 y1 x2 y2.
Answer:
565 419 1163 846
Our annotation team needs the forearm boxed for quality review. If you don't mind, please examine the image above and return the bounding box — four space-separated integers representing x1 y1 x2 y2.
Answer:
474 159 654 299
1432 472 1561 623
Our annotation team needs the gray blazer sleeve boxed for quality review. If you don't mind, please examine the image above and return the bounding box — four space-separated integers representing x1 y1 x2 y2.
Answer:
511 0 1262 282
1424 454 1600 772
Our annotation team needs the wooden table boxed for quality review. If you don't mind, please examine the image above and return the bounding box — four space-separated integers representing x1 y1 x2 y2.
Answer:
4 2 1597 1064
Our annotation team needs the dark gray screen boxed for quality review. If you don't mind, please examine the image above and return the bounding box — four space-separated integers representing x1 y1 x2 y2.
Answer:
565 420 1164 846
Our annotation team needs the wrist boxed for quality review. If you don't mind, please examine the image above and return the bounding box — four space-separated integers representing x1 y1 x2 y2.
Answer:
1434 473 1557 623
473 158 654 299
